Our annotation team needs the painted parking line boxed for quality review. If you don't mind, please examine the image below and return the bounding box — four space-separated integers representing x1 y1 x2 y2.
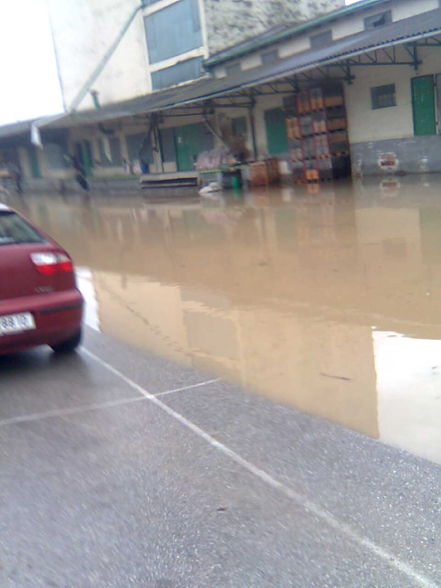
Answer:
83 346 439 588
0 396 145 427
154 378 220 397
0 362 219 428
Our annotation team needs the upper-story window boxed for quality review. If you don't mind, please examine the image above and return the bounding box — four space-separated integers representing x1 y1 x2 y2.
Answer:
364 10 392 30
261 49 279 65
151 56 203 89
310 30 333 49
144 0 202 64
225 63 242 76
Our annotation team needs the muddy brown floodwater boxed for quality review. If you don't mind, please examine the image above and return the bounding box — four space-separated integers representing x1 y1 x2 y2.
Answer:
7 176 441 464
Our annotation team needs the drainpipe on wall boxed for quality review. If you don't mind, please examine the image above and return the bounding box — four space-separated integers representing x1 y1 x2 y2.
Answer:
31 2 144 147
247 97 258 161
69 3 144 112
90 90 101 110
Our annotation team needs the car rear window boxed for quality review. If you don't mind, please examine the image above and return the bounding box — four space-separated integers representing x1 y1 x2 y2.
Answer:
0 211 45 245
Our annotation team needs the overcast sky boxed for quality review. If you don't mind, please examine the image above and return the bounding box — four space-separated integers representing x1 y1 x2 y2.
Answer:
0 0 63 125
0 0 361 126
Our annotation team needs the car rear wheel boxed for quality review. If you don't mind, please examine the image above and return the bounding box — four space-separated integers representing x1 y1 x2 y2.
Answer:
50 328 82 353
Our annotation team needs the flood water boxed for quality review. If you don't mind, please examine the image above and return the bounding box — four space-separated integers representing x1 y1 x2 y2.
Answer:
7 176 441 464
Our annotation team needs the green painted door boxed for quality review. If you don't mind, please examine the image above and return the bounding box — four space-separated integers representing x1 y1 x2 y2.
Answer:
26 146 41 178
175 124 200 171
412 75 436 136
75 141 93 176
264 108 289 155
174 123 214 171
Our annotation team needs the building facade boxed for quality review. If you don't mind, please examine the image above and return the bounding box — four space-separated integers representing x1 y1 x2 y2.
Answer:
46 0 343 110
2 0 441 188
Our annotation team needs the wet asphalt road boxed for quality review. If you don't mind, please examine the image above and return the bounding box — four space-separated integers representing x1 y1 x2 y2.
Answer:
0 327 440 588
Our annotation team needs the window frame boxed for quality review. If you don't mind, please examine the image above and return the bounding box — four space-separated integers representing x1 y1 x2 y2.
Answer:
371 84 396 110
225 62 242 76
144 0 202 65
261 49 279 65
364 10 392 30
310 30 333 49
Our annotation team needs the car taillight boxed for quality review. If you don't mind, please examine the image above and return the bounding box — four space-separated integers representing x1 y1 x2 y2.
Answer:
31 252 74 276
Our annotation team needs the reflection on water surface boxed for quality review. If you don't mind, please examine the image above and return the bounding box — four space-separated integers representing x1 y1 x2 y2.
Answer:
9 178 441 463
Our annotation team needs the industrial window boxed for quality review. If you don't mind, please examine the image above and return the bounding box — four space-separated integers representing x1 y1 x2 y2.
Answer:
231 117 247 136
144 0 202 64
225 63 241 76
261 49 279 65
126 133 153 164
45 143 68 170
310 30 332 49
364 10 391 30
98 137 122 167
151 57 203 89
371 84 396 109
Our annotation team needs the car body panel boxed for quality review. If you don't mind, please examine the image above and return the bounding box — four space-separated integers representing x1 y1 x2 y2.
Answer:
0 205 84 354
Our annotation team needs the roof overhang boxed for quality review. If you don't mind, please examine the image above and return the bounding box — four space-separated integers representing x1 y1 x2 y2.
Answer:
49 8 441 128
204 0 390 68
1 7 440 138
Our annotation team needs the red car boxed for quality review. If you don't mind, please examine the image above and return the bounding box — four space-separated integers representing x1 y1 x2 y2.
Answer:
0 203 83 354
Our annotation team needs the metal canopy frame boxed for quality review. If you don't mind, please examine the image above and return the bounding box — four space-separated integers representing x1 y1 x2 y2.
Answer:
24 17 441 135
406 35 441 47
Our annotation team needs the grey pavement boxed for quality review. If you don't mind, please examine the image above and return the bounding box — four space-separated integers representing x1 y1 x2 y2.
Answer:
0 327 440 587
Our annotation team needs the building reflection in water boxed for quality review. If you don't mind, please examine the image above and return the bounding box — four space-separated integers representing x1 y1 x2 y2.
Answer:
11 179 441 464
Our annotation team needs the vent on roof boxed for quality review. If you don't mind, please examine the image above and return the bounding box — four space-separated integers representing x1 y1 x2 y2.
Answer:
225 63 242 76
261 49 279 65
310 30 333 49
364 10 392 30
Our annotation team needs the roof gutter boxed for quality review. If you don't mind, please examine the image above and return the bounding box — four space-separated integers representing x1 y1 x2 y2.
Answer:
204 0 390 68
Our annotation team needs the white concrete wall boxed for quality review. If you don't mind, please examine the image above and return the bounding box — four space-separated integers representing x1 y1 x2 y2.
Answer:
279 36 310 59
345 46 441 145
392 0 438 21
241 54 263 71
332 0 438 41
47 0 150 111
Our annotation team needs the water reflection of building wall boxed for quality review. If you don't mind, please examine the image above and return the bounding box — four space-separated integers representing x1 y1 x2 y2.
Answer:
19 191 441 331
14 191 441 461
91 269 379 438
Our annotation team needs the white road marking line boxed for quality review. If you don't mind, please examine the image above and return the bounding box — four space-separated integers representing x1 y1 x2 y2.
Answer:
83 347 438 588
0 396 145 427
154 378 220 397
0 370 218 428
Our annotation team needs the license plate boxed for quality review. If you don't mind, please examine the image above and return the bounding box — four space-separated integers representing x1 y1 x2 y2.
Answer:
0 312 35 335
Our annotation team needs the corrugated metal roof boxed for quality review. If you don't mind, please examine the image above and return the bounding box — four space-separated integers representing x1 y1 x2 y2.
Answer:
1 7 440 137
46 8 441 129
0 119 34 140
204 0 389 67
